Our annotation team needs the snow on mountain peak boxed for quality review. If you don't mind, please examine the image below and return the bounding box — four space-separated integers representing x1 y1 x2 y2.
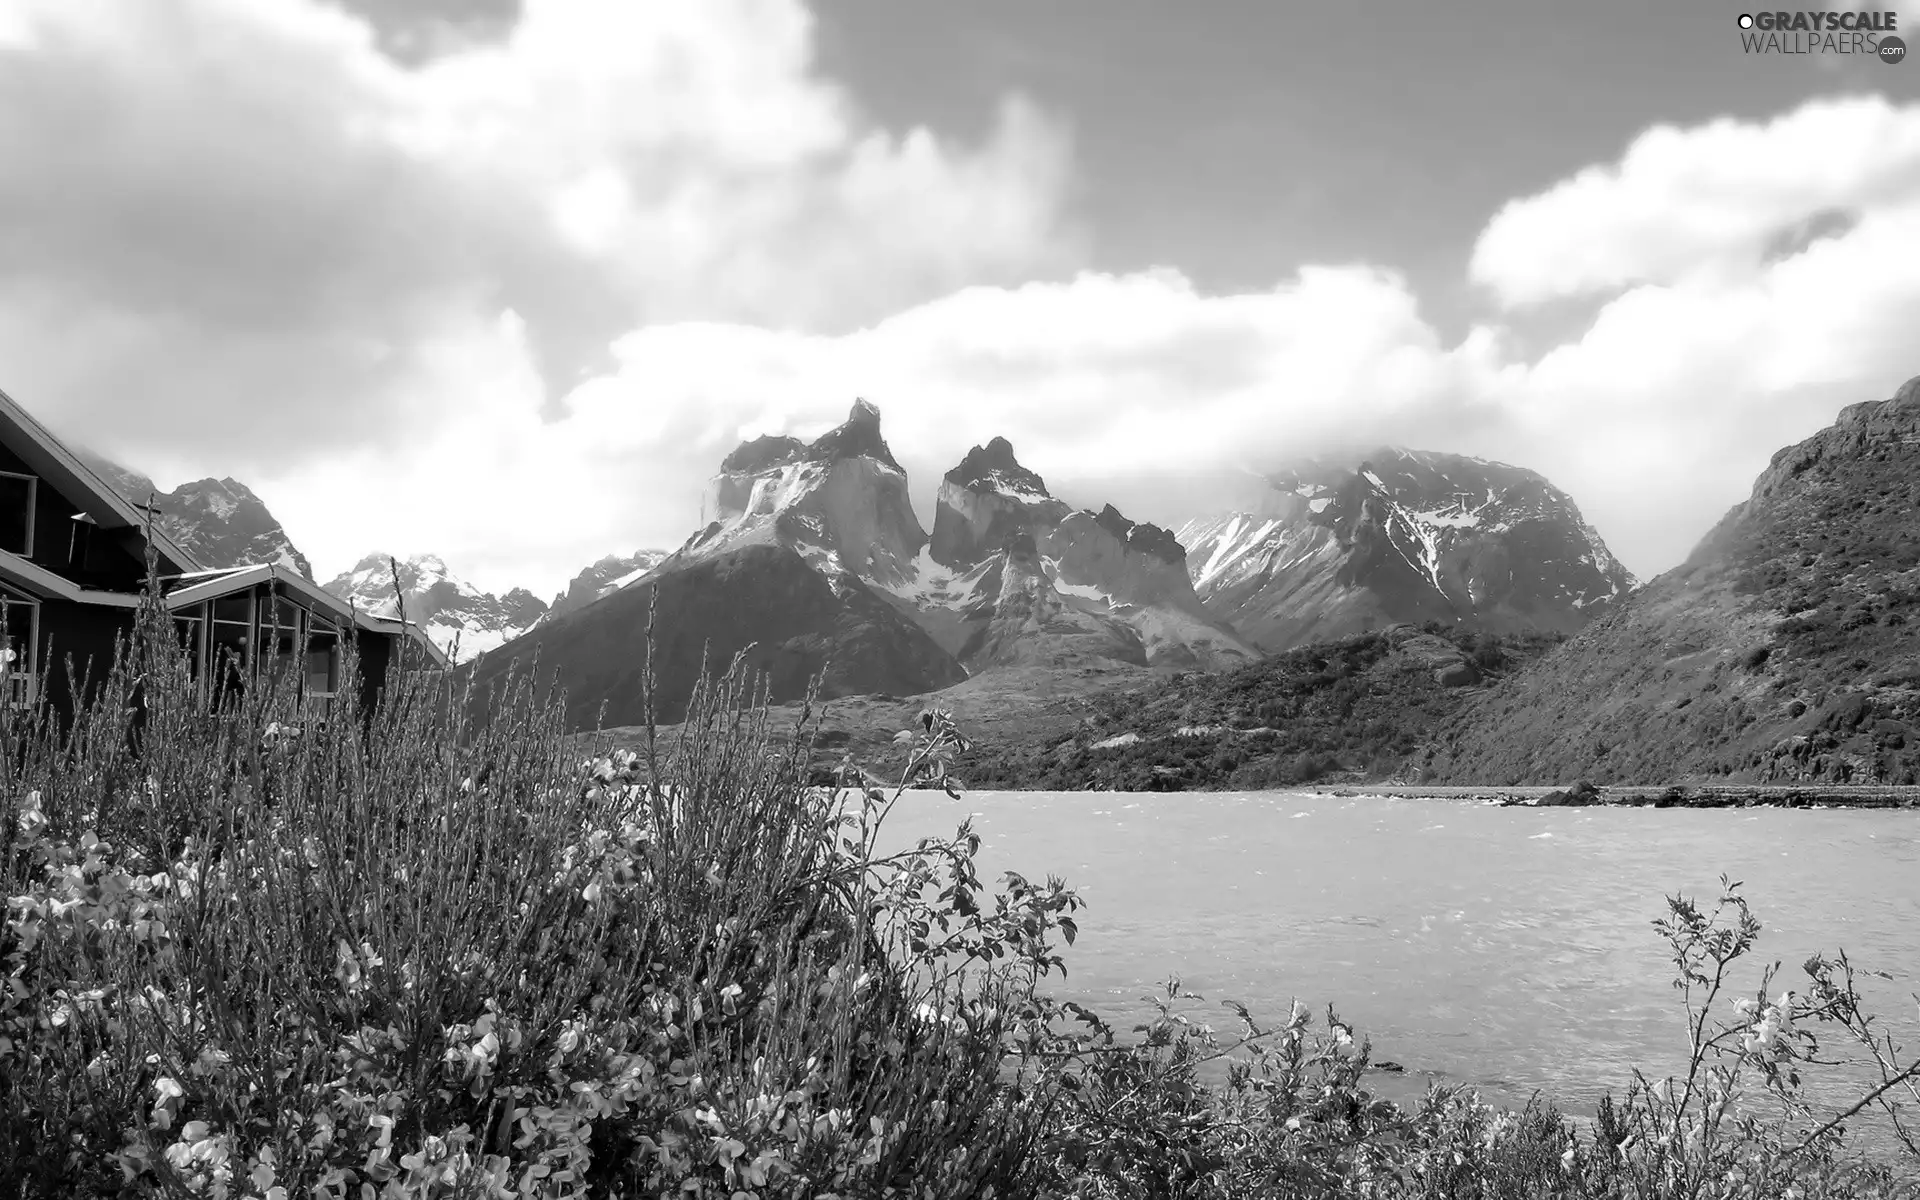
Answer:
1180 447 1637 651
322 552 549 664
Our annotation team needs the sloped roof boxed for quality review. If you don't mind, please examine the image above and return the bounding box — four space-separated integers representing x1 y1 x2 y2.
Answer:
357 613 452 669
0 384 204 575
0 549 141 607
162 562 449 668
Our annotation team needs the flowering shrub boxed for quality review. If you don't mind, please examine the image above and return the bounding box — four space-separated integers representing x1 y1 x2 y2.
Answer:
2 594 1070 1198
3 586 1918 1198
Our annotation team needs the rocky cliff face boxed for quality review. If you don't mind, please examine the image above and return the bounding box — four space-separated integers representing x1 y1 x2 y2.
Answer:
679 399 927 591
546 549 673 620
323 553 548 663
894 439 1257 672
1179 449 1634 652
1431 376 1920 786
927 436 1071 566
79 453 312 577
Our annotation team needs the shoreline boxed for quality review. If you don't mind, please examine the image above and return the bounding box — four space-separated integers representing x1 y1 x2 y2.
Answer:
948 782 1920 808
1318 783 1920 809
1320 783 1920 810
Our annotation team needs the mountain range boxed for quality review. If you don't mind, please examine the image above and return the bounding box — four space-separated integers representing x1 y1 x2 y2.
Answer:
322 554 551 661
1178 448 1634 652
474 401 1287 720
87 391 1812 768
66 373 1920 785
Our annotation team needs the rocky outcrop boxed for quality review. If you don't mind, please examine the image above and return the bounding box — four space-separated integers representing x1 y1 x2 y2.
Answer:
324 553 548 663
928 436 1070 567
1432 375 1920 786
1179 448 1634 652
891 437 1258 673
546 549 672 620
679 399 926 591
78 453 313 577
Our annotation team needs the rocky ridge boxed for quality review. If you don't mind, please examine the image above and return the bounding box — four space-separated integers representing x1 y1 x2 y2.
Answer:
1178 448 1634 652
545 550 673 620
79 453 312 577
1431 375 1920 786
322 553 549 663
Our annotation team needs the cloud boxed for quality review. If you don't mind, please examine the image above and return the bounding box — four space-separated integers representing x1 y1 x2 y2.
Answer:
309 92 1920 598
0 0 1075 472
7 2 1920 604
1470 95 1920 307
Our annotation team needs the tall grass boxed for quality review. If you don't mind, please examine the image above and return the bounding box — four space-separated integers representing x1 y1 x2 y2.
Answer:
3 576 1917 1198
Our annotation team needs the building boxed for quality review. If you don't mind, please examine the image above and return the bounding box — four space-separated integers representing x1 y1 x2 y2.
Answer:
0 385 445 724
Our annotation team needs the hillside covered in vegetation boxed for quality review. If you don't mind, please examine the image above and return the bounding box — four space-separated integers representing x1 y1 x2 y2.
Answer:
958 624 1567 791
1430 377 1920 787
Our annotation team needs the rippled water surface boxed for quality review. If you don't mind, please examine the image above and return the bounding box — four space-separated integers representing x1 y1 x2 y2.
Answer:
876 791 1920 1118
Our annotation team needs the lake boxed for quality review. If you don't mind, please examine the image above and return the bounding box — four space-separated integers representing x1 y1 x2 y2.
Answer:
876 790 1920 1131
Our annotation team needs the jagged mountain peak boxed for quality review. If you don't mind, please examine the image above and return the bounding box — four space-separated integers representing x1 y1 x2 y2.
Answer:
716 399 903 478
79 454 313 578
808 397 900 471
910 443 1256 671
1087 503 1184 568
689 399 925 591
546 548 673 619
945 436 1051 500
720 435 808 475
323 552 548 664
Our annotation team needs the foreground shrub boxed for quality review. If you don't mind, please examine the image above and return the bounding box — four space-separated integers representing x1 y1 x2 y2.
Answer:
1 588 1080 1197
3 581 1917 1198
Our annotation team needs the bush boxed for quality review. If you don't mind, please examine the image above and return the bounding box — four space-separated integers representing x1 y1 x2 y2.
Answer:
1 587 1075 1196
4 581 1918 1198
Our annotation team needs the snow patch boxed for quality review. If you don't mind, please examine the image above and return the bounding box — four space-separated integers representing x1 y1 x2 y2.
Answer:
1409 507 1481 529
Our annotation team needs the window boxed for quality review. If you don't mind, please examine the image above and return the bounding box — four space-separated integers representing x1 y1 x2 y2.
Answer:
0 472 34 558
305 616 339 695
2 593 37 709
261 591 305 690
173 612 205 680
304 614 340 721
210 590 253 697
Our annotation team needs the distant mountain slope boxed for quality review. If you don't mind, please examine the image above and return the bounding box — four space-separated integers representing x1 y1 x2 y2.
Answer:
546 550 672 620
323 553 548 663
468 542 967 728
78 451 312 576
1431 376 1920 786
1178 449 1632 652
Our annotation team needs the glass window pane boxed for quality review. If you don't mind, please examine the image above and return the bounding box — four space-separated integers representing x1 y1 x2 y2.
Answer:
4 599 36 706
0 474 32 557
212 594 251 624
304 632 337 695
3 599 32 671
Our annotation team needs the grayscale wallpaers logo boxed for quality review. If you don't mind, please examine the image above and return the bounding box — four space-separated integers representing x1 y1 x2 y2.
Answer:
1737 11 1905 60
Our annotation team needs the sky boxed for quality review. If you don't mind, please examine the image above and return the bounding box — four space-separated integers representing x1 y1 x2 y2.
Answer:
3 0 1919 597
